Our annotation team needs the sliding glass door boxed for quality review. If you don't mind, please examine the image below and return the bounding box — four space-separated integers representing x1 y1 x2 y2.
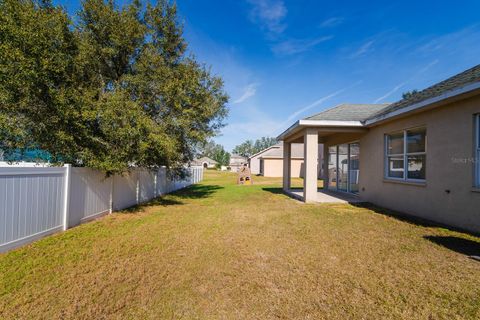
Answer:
349 143 360 193
327 146 337 189
338 144 348 192
327 142 360 194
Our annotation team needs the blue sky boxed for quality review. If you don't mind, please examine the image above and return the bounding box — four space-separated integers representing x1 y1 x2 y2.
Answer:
57 0 480 151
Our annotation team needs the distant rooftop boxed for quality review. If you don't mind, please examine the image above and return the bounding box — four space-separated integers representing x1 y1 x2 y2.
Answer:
304 103 390 122
230 154 247 159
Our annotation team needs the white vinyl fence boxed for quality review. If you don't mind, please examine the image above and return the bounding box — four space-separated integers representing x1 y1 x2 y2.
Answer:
0 165 203 253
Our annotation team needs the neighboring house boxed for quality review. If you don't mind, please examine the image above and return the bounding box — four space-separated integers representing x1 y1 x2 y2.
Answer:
229 154 248 172
278 64 480 233
248 142 323 178
192 156 218 169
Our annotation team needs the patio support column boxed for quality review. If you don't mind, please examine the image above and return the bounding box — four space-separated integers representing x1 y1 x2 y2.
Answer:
282 141 291 191
303 128 318 202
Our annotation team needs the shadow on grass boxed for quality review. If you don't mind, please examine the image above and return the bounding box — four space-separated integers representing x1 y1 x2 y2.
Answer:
173 184 223 199
261 187 308 194
120 185 223 213
424 236 480 257
261 187 284 195
120 197 184 213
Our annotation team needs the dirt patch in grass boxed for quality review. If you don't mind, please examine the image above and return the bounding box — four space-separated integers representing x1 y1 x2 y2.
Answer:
1 171 479 319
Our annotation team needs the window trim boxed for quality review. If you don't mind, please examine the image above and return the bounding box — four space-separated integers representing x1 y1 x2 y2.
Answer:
476 115 480 187
385 127 427 183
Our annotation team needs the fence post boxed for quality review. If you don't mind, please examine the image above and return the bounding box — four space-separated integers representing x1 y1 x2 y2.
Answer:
136 171 140 204
154 170 158 198
109 175 114 214
62 164 72 231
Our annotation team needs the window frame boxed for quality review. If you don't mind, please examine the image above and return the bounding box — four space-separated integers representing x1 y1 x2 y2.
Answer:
384 127 427 183
476 115 480 187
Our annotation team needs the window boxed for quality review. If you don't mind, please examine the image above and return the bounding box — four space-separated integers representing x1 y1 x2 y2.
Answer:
385 128 426 181
476 115 480 187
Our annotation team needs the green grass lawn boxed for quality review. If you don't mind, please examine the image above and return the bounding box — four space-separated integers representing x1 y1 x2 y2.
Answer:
1 171 479 319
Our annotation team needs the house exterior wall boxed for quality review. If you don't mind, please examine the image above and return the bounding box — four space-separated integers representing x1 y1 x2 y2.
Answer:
334 95 480 233
203 162 216 169
229 156 248 172
263 158 304 177
249 153 262 174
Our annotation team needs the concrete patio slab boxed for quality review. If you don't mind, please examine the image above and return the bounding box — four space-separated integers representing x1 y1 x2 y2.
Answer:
286 189 362 203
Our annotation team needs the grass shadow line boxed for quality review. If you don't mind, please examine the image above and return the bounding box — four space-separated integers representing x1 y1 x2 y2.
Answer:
261 187 284 195
172 184 223 199
424 235 480 257
120 185 223 214
120 197 184 213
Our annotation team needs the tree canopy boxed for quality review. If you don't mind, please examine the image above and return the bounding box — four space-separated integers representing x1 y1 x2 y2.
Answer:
232 137 277 158
0 0 228 174
402 90 419 99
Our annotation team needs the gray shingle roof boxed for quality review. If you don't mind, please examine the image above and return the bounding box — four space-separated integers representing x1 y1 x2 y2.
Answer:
371 64 480 119
260 142 304 158
304 103 390 122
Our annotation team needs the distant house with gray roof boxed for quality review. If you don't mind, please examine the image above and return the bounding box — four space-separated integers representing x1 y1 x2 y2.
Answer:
248 142 323 177
191 156 218 169
229 154 248 172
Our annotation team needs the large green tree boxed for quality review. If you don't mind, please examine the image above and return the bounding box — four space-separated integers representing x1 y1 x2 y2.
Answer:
0 0 79 163
0 0 228 174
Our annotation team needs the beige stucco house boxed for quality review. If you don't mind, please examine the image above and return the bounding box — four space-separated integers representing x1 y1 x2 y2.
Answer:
248 142 323 177
278 64 480 233
192 156 218 169
229 154 248 172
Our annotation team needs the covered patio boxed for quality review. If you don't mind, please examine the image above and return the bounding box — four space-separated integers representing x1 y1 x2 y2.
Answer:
277 104 389 203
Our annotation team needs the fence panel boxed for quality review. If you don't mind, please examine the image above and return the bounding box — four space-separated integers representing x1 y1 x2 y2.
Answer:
0 165 203 252
68 168 112 227
138 169 156 203
0 167 66 252
156 167 168 196
112 171 138 211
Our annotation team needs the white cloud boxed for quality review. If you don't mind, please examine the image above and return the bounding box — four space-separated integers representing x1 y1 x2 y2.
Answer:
374 59 439 103
320 17 344 28
373 82 406 103
417 26 479 54
273 81 362 134
224 119 279 137
247 0 287 35
282 90 344 124
218 105 281 151
350 40 375 58
233 83 258 104
271 36 333 55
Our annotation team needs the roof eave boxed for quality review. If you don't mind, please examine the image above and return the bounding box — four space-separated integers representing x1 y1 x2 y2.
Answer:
365 81 480 126
276 120 300 141
248 145 281 160
277 120 364 141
